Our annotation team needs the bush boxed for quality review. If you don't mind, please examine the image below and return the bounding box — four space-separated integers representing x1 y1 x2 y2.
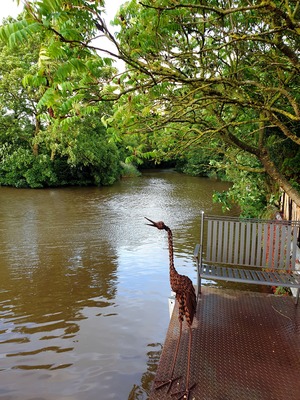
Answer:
0 147 58 188
0 116 122 188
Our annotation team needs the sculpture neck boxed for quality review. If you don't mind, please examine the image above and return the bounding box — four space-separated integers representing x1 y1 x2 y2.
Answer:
167 227 176 274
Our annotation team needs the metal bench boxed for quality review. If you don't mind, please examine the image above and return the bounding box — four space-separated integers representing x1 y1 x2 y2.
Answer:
194 211 300 304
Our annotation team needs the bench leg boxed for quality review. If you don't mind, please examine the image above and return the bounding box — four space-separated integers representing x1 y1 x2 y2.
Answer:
197 276 202 302
294 288 300 306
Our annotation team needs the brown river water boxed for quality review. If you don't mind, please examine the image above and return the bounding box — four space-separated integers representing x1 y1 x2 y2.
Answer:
0 170 237 400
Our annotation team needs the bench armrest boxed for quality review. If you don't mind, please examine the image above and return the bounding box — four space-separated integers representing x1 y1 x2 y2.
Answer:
194 244 200 261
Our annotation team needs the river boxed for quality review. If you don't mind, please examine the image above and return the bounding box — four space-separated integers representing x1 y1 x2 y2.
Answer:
0 170 238 400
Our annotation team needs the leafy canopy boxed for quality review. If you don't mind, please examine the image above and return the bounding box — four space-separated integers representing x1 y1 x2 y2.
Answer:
1 0 300 215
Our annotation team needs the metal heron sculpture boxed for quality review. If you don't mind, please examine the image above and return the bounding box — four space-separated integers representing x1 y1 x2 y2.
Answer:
145 217 197 400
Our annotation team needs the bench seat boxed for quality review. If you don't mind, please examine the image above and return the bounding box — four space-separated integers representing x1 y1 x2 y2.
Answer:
200 265 300 288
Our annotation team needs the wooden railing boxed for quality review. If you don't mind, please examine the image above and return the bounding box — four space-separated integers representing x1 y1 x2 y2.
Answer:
280 191 300 222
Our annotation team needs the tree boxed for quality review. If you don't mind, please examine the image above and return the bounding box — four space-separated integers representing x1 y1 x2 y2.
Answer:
0 10 121 187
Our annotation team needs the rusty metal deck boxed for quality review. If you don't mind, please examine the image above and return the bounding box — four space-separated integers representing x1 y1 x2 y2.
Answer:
150 287 300 400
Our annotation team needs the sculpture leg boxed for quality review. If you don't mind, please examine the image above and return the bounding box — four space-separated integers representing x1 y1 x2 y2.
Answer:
171 325 196 400
154 319 183 393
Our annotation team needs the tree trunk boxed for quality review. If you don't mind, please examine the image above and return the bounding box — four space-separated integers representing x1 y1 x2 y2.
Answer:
260 150 300 208
223 130 300 208
33 142 39 156
33 116 40 156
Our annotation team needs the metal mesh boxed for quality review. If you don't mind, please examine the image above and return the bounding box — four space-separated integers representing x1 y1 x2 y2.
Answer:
150 288 300 400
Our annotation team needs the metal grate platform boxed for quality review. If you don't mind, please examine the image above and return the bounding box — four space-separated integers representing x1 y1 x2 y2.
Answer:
150 287 300 400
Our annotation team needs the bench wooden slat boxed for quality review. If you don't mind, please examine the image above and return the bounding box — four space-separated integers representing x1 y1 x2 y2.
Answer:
256 271 266 282
273 225 280 267
262 271 271 282
291 226 298 270
290 273 300 284
239 223 245 265
245 270 253 280
278 225 285 268
233 269 240 280
207 220 212 262
222 221 228 262
275 271 290 285
217 220 223 262
250 224 256 266
256 224 263 267
228 222 234 264
239 269 247 281
217 266 222 277
244 223 251 265
250 270 259 281
233 222 240 265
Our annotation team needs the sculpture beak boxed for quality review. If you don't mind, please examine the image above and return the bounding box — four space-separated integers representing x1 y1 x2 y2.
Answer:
144 217 157 227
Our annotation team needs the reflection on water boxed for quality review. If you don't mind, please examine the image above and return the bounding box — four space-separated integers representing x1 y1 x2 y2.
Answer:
128 343 162 400
0 170 237 399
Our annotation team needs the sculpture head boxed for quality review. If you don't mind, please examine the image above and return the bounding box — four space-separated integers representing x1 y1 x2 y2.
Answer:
144 217 169 231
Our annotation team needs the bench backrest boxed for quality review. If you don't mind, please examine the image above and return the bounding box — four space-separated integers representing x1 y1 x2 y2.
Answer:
200 213 300 271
